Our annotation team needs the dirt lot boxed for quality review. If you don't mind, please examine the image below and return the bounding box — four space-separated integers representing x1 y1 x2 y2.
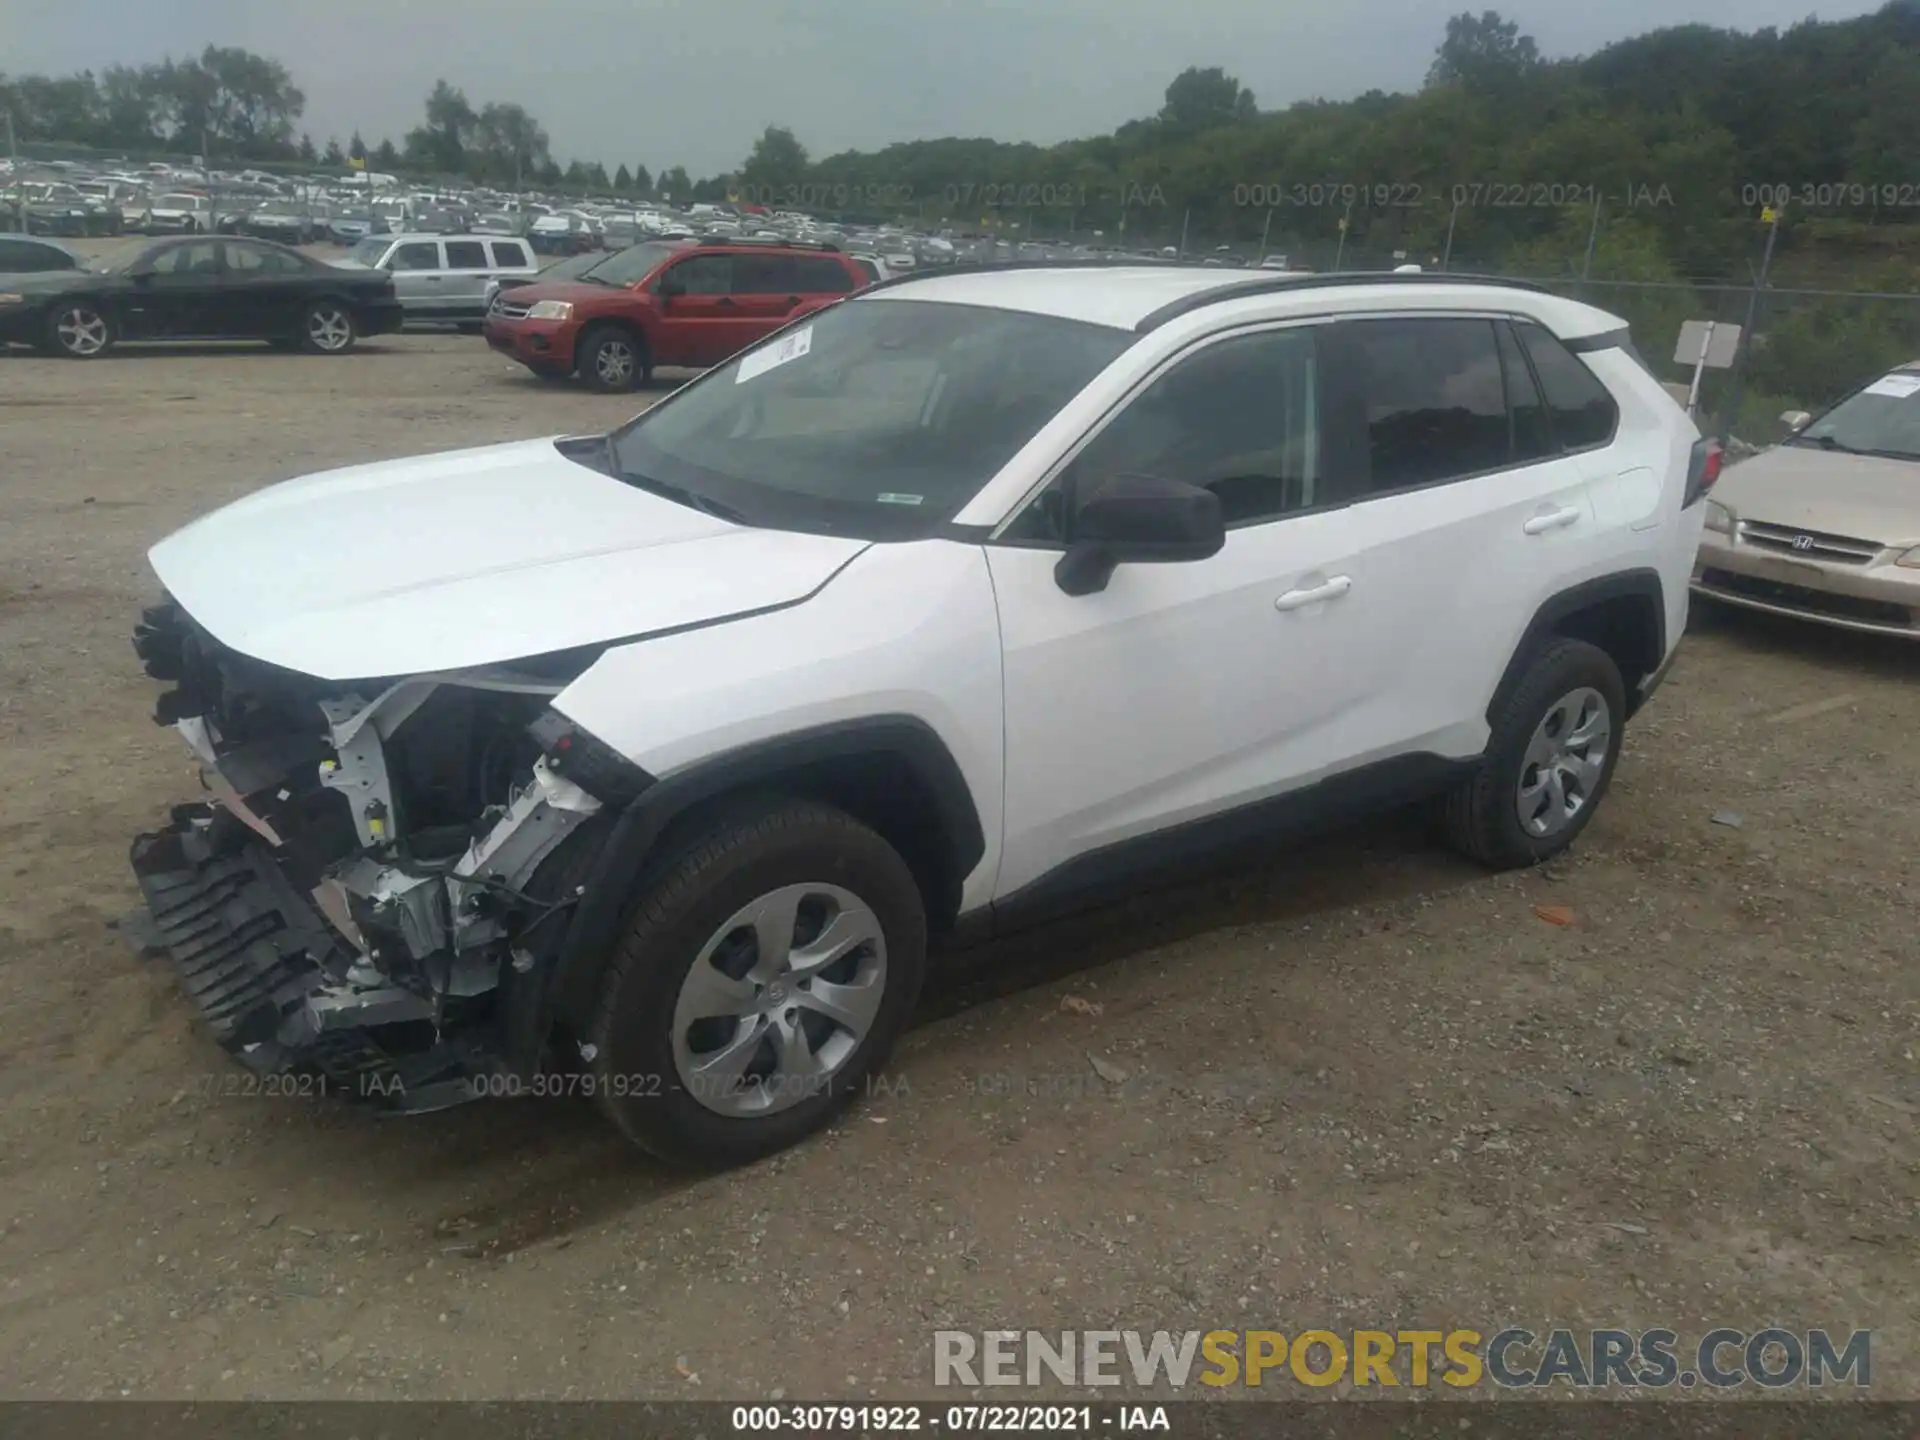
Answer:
0 323 1915 1403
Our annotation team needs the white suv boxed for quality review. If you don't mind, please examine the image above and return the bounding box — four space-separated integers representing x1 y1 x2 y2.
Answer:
125 266 1711 1166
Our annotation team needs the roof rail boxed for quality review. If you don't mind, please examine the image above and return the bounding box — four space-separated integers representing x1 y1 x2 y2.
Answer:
847 259 1553 326
696 234 843 252
1132 269 1553 332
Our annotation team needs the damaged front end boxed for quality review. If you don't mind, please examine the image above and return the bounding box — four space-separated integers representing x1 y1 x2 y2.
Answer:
125 601 645 1111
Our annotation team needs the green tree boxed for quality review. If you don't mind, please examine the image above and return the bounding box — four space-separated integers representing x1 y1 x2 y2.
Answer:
657 165 692 201
372 137 400 171
1426 11 1541 89
322 136 346 167
614 162 633 190
739 124 810 193
472 101 549 186
297 132 317 163
1158 66 1256 134
405 79 476 174
348 130 367 164
632 164 654 198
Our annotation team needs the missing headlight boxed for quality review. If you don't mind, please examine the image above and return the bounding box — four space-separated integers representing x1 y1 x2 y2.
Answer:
527 711 651 807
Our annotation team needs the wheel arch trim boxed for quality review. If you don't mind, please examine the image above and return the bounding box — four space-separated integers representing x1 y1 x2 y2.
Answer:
535 713 983 1046
1490 568 1667 725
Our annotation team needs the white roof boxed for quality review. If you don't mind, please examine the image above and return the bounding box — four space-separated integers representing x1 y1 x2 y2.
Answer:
862 265 1622 339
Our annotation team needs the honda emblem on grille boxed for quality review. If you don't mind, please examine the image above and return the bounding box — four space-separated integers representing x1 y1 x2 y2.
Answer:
1792 534 1816 552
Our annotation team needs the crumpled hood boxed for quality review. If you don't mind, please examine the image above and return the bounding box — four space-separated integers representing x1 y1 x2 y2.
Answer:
148 437 870 680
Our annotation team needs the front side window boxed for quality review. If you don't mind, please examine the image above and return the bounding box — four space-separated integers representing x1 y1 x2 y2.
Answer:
150 241 221 276
1343 317 1511 492
664 255 733 294
1011 327 1321 541
390 242 441 271
794 255 857 294
607 298 1131 539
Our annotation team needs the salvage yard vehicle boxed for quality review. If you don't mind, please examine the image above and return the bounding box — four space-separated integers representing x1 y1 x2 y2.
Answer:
0 235 403 357
339 232 540 326
0 233 87 275
125 265 1705 1166
1692 364 1920 637
483 237 868 391
141 192 215 234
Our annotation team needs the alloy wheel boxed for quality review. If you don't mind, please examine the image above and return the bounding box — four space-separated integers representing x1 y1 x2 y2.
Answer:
54 307 110 357
594 339 636 387
1515 686 1612 838
670 882 888 1118
307 306 353 352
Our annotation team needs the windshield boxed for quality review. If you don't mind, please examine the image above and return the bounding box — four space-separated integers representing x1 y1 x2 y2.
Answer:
578 241 684 287
157 194 202 209
1794 372 1920 460
608 299 1131 539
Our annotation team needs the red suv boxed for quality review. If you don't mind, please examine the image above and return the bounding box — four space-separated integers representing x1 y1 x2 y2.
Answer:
483 239 869 392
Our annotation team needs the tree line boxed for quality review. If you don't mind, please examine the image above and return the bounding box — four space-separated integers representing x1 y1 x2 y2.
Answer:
0 49 702 199
6 3 1920 279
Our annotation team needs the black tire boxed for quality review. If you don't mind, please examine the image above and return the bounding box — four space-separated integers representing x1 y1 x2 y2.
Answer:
588 799 927 1168
1441 637 1627 870
577 324 649 393
298 299 357 355
46 302 115 359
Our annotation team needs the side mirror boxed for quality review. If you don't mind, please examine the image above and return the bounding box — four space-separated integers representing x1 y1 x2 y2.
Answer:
1054 473 1225 597
1780 409 1811 432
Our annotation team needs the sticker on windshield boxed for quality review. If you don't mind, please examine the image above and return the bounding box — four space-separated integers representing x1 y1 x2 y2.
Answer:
736 325 813 384
875 493 924 505
1863 373 1920 399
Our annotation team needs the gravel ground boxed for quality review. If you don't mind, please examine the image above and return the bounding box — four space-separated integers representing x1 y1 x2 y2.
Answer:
0 313 1914 1402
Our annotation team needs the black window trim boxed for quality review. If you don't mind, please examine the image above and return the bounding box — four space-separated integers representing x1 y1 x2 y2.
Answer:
987 314 1345 551
1511 313 1622 456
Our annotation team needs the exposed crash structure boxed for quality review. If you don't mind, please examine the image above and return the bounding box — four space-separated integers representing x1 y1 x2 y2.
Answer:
127 600 641 1111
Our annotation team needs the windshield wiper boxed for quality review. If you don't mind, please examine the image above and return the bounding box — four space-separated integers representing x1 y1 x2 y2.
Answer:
603 439 750 524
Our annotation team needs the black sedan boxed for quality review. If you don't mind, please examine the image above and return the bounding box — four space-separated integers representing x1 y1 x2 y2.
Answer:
0 235 404 358
0 233 87 276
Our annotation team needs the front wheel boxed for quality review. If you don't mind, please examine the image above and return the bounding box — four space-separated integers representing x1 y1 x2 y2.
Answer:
1441 637 1626 869
577 325 649 392
48 303 115 359
588 800 927 1167
299 300 357 354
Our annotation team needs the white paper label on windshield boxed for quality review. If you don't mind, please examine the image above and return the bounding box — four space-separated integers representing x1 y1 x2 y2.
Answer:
1863 373 1920 399
736 325 813 383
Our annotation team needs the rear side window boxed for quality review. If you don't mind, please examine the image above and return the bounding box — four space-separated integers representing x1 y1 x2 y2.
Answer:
1497 320 1556 463
488 240 530 267
0 239 65 271
731 255 798 294
1517 320 1619 450
444 240 488 269
793 255 856 294
1344 318 1510 491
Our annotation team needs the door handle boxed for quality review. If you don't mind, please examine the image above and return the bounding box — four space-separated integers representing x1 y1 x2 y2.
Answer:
1274 575 1352 611
1523 505 1582 535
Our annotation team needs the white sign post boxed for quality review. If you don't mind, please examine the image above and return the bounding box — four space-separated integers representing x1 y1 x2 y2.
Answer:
1674 319 1742 420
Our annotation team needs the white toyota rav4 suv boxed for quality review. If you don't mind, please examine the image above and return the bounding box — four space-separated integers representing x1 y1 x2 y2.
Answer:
126 265 1713 1165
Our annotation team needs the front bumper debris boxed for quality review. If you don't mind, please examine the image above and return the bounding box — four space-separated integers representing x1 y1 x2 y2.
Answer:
129 805 489 1112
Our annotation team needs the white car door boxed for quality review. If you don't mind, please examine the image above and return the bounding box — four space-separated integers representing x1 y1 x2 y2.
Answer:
385 239 444 317
986 323 1425 901
1310 314 1607 766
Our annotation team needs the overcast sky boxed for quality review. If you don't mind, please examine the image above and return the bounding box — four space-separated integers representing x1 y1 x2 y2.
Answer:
0 0 1885 176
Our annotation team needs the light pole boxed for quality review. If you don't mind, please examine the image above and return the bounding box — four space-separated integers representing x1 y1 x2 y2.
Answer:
1440 194 1462 272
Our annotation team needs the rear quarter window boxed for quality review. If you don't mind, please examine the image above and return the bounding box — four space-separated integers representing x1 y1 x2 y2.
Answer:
1517 320 1620 450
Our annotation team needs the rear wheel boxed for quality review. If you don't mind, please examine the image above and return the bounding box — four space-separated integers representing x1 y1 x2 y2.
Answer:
48 303 114 359
299 300 356 354
1442 638 1626 869
577 325 649 393
589 799 927 1167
